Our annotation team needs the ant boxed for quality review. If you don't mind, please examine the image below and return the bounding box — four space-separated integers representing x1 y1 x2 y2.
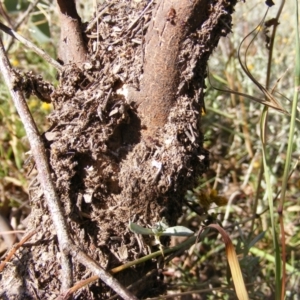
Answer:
166 7 176 25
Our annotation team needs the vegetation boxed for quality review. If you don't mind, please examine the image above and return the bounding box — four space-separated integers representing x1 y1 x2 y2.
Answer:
0 0 299 299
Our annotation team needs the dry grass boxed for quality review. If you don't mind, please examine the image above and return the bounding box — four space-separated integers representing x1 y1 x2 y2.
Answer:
165 1 300 299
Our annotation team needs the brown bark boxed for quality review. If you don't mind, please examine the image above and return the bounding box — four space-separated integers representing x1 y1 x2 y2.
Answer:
56 0 88 65
133 0 209 138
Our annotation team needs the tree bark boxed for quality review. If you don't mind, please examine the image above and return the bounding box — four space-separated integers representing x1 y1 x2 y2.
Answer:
57 0 88 65
132 0 210 138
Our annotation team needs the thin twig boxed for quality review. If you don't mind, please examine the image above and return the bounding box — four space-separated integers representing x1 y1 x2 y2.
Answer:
0 32 138 300
0 2 13 26
0 21 63 72
6 0 41 52
14 0 41 31
125 0 154 33
85 3 112 32
69 245 139 300
0 34 72 290
0 229 37 272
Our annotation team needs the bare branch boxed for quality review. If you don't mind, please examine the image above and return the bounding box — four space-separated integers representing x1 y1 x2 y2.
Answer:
69 245 139 300
0 21 63 72
56 0 88 65
130 0 210 137
6 0 40 52
0 229 37 272
128 0 235 139
0 34 71 290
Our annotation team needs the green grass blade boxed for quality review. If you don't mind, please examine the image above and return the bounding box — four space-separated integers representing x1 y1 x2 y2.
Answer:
277 1 300 298
280 0 300 209
260 107 282 300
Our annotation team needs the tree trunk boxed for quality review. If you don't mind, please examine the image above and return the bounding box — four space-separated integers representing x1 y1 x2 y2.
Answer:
0 0 237 299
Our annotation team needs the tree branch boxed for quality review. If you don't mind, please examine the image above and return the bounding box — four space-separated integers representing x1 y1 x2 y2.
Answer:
0 34 72 291
0 21 63 72
128 0 234 140
56 0 88 65
131 0 209 138
5 0 40 52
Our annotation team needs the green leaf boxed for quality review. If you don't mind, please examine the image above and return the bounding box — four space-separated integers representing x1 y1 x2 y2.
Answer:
160 226 194 237
128 222 154 235
129 222 194 237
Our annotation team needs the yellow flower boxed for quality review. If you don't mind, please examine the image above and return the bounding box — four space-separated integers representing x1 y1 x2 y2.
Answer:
11 58 19 67
41 102 53 112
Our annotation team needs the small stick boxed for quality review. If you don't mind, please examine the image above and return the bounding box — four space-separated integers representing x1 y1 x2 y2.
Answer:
125 0 154 33
85 3 112 32
6 0 40 52
0 21 63 72
0 229 37 272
